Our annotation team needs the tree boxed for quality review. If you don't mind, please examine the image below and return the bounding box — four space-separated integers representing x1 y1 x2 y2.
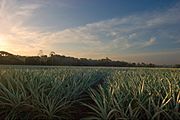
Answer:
49 51 56 57
49 51 56 65
0 50 159 67
38 50 44 57
174 64 180 68
25 57 41 65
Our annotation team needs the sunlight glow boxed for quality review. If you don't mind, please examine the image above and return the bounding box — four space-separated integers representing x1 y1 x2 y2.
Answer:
0 36 4 44
0 35 7 50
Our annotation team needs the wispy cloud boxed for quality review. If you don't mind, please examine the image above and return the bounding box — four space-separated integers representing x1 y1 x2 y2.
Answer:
15 4 41 17
0 0 179 64
0 0 43 54
142 37 156 48
176 40 180 43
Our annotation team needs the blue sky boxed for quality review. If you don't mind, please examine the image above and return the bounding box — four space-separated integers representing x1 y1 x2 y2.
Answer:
26 0 178 29
0 0 179 64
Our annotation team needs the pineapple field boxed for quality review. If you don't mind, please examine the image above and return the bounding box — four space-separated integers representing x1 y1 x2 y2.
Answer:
0 66 179 120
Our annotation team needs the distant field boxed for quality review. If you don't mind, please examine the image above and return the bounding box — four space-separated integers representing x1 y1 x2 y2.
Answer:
0 66 179 120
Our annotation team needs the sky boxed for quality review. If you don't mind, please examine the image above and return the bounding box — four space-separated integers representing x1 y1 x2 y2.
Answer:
0 0 180 64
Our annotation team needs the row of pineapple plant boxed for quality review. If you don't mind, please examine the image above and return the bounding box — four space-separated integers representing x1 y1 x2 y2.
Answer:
0 67 179 119
0 67 109 119
83 69 180 120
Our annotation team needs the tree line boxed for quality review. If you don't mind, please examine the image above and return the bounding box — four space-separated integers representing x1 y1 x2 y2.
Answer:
0 51 178 67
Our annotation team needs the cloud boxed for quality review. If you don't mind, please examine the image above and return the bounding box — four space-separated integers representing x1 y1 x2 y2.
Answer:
0 0 179 64
142 37 156 48
128 33 137 39
16 4 41 17
55 2 179 54
174 39 180 43
146 3 180 27
0 0 43 54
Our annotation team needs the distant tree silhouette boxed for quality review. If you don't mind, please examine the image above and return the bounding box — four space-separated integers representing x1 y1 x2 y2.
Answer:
0 51 163 67
49 51 56 57
0 51 23 65
174 64 180 68
38 50 44 57
25 57 41 65
0 51 13 56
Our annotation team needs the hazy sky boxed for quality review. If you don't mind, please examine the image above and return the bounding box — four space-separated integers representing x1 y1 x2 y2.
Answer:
0 0 180 64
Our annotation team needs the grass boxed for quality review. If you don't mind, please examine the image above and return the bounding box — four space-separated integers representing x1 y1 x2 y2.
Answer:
0 66 179 119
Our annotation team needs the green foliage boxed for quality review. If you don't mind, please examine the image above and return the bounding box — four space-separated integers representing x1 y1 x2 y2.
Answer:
0 67 108 119
83 69 180 120
0 66 179 119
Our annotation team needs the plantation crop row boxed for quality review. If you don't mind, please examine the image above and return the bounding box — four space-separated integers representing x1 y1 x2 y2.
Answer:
0 66 179 119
